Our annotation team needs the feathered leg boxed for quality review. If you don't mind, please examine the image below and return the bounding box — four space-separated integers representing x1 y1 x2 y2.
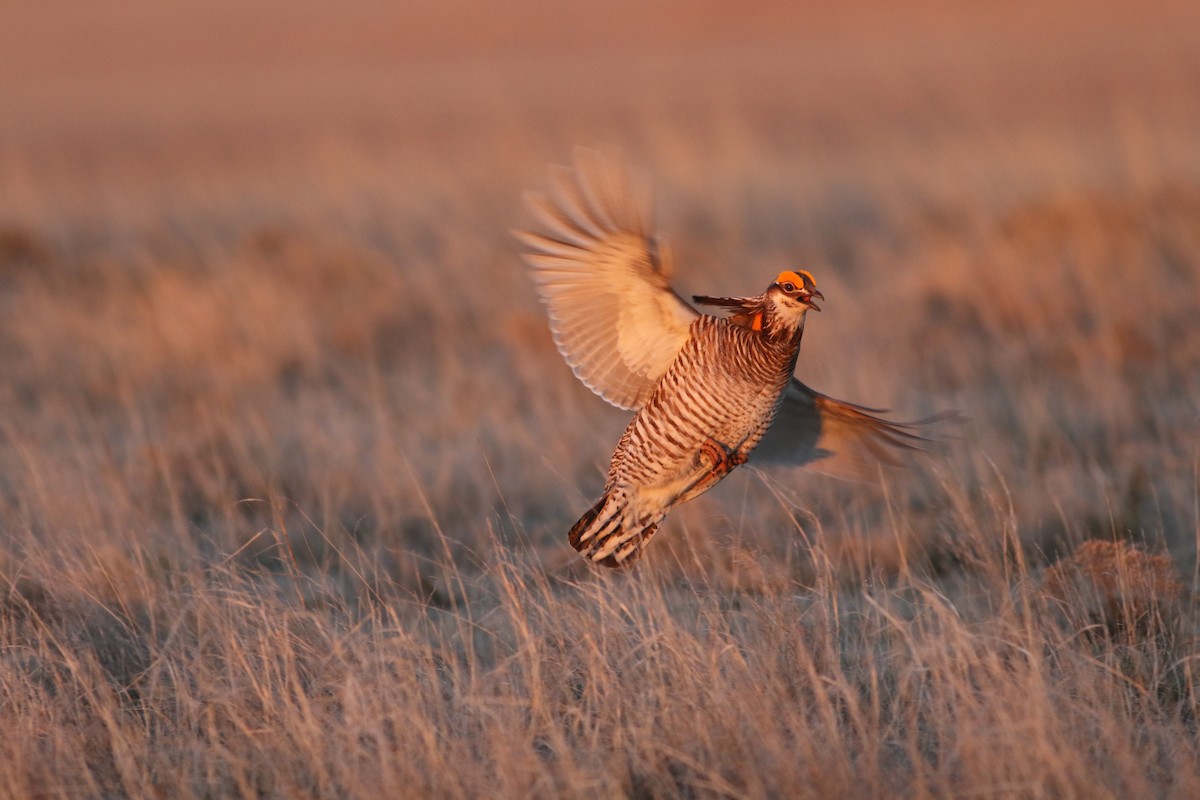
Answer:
673 437 747 506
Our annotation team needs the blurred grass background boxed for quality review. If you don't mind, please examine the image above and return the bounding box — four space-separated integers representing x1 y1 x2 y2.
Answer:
1 1 1199 796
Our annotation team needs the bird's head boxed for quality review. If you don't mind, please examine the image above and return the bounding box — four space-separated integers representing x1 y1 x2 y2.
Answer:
763 269 823 334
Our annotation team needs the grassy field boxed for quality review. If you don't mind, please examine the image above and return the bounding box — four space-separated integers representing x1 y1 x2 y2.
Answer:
2 1 1200 797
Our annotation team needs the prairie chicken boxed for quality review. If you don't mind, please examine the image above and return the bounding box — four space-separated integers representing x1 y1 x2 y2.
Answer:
517 151 937 568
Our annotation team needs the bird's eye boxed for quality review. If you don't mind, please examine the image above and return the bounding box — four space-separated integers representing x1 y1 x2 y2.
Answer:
782 282 796 293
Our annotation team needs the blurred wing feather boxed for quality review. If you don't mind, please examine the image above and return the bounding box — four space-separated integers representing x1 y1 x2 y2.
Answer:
752 379 947 481
518 150 697 410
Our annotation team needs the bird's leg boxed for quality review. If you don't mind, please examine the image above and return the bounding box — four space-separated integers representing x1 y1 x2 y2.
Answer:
674 438 747 505
700 437 748 472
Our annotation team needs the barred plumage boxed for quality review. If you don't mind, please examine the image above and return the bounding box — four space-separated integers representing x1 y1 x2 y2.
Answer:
573 314 804 565
519 150 944 568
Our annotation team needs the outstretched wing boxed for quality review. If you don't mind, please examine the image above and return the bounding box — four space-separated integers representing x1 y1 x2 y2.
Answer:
751 379 948 481
516 150 698 411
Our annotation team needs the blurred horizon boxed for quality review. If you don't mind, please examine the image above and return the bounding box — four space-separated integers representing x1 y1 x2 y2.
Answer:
5 0 1199 147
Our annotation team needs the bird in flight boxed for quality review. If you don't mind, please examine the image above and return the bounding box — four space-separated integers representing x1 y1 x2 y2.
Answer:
517 150 939 568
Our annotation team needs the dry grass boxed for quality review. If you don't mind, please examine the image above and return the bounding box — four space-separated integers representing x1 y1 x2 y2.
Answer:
2 1 1200 797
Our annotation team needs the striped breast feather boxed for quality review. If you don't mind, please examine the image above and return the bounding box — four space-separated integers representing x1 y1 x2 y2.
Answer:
517 149 697 410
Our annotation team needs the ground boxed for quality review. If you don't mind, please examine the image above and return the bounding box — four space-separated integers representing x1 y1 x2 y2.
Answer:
1 1 1199 797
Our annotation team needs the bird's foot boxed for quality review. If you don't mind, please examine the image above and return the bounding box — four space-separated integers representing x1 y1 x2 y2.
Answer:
699 438 747 474
672 438 747 506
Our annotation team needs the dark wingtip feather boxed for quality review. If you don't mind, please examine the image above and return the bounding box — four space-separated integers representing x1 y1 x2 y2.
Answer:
693 294 744 308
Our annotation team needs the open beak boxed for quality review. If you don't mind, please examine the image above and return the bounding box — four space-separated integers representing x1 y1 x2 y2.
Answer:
804 288 824 312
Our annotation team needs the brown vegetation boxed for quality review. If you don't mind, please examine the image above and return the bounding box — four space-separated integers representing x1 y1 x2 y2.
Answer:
1 1 1199 797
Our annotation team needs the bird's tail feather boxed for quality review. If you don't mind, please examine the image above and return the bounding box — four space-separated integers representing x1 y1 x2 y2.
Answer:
568 492 658 568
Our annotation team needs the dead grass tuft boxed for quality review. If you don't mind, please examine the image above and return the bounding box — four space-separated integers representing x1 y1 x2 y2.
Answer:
1043 539 1187 645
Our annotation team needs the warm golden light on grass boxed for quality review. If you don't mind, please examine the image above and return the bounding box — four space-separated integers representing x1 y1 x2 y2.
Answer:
0 1 1198 796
